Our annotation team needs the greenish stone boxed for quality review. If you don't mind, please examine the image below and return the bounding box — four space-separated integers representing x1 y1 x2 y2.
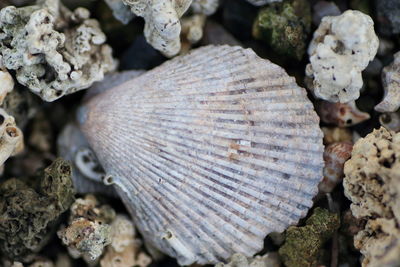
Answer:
0 158 75 262
278 208 340 267
252 0 311 60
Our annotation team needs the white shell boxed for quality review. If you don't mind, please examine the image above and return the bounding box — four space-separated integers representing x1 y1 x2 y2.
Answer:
79 45 324 265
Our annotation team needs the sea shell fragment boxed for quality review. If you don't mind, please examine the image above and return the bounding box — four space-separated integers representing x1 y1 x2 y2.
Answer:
79 45 324 265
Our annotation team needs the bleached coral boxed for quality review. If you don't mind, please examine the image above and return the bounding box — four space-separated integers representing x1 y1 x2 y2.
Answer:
181 14 206 46
306 10 379 103
215 253 280 267
58 195 115 262
104 0 134 24
245 0 282 6
343 127 400 266
375 51 400 112
100 215 152 267
122 0 192 57
0 108 23 166
0 0 116 102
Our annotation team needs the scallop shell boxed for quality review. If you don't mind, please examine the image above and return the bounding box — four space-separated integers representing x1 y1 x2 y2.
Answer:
78 45 324 265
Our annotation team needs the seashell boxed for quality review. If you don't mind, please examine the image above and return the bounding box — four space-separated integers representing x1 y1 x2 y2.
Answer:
321 126 353 145
318 141 353 193
78 45 324 265
379 112 400 132
375 51 400 113
317 100 370 127
57 122 117 197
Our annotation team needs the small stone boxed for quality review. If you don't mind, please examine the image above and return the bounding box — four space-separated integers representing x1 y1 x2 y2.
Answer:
278 208 340 267
253 0 311 60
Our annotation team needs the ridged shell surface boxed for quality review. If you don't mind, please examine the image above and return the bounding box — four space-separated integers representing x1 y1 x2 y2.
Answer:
79 45 324 265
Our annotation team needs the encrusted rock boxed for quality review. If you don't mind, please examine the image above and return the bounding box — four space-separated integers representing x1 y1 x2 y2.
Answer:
278 208 340 267
215 253 280 267
306 10 379 103
58 194 115 262
252 0 311 60
344 127 400 266
0 159 75 262
317 101 370 127
0 0 116 101
122 0 192 57
100 215 152 267
375 51 400 113
0 108 23 166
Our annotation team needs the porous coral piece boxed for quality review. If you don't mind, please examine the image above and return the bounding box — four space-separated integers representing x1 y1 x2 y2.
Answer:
215 253 280 267
0 159 75 262
0 0 116 102
0 108 23 166
319 141 353 193
100 215 152 267
343 127 400 266
58 194 115 262
317 100 370 127
278 208 340 267
375 51 400 113
122 0 192 57
191 0 219 15
252 0 311 60
246 0 282 6
306 10 379 103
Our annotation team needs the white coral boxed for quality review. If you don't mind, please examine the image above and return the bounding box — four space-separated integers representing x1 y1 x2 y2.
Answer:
343 127 400 266
100 215 152 267
58 195 116 262
375 51 400 113
0 0 116 102
306 10 379 103
122 0 192 57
